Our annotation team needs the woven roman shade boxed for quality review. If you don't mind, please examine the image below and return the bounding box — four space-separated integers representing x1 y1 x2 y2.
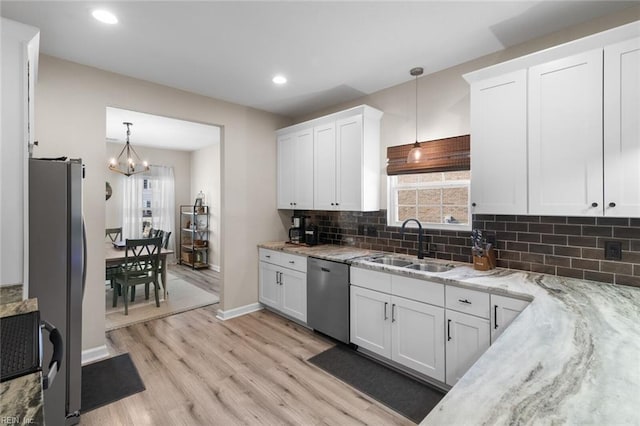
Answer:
386 134 470 175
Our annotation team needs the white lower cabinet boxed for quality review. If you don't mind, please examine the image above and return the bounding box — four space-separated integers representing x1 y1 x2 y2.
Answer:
350 285 392 358
391 295 445 382
350 286 446 382
258 249 307 323
490 294 529 343
445 310 490 386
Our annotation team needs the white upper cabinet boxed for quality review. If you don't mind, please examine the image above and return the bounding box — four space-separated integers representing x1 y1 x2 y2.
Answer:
313 122 337 210
278 105 382 212
604 38 640 217
528 49 604 216
277 129 314 209
470 70 528 214
465 21 639 217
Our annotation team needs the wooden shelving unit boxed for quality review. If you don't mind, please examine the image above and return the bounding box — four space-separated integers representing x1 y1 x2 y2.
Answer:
179 205 209 269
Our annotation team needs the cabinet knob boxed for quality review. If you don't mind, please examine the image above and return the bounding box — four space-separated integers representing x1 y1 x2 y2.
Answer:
471 202 477 207
591 202 599 208
335 202 339 206
608 202 616 208
331 203 335 206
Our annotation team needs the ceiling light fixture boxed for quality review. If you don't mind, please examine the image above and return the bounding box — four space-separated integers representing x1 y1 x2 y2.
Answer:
108 122 149 177
92 9 118 25
272 75 287 85
407 67 425 164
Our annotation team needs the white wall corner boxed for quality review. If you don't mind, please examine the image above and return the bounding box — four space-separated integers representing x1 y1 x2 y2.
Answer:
216 303 262 321
81 345 110 365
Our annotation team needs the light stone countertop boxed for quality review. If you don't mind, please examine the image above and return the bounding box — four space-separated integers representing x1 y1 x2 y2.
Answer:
260 242 640 425
0 298 45 425
258 241 383 263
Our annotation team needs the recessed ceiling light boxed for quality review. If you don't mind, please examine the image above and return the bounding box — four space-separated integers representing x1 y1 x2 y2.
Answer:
92 10 118 25
272 75 287 85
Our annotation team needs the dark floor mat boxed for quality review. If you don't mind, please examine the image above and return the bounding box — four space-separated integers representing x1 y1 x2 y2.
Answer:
309 345 445 424
81 353 145 413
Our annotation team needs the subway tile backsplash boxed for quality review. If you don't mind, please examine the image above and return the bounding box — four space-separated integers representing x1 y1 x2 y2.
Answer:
298 210 640 288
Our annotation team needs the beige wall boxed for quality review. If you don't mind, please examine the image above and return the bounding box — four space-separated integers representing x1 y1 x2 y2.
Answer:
35 55 289 352
295 7 640 210
190 143 221 269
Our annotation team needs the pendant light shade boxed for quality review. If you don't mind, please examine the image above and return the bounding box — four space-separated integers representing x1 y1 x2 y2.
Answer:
407 67 425 164
108 122 150 177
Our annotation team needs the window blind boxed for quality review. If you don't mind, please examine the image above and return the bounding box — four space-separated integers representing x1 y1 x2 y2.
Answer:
386 134 470 175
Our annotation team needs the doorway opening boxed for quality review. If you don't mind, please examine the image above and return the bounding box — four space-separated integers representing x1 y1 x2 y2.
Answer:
104 107 221 330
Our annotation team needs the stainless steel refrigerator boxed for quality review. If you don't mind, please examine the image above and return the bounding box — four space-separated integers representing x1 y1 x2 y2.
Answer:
29 158 85 425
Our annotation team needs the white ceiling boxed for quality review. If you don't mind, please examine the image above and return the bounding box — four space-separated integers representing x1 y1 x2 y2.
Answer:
106 107 220 151
2 1 637 118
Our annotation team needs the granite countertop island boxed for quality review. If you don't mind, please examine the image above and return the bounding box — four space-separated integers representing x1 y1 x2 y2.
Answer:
0 299 45 425
260 242 640 425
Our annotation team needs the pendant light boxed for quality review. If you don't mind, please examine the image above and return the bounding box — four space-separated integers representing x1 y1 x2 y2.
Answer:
407 67 425 164
108 122 150 177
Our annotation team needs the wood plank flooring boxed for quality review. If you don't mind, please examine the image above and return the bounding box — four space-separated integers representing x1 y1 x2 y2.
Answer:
167 262 220 295
83 306 413 425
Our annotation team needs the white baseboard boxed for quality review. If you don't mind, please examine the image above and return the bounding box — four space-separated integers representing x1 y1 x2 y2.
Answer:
81 345 110 365
209 264 220 272
216 302 262 321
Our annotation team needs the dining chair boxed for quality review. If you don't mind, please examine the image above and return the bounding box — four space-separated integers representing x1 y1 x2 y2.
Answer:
112 237 163 315
105 227 122 242
155 230 171 292
105 227 123 292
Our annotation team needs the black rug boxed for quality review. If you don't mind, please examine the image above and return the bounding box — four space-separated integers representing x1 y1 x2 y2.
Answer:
81 353 145 413
309 345 445 424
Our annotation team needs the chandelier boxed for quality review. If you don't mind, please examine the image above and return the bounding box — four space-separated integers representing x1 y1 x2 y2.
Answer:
108 122 149 176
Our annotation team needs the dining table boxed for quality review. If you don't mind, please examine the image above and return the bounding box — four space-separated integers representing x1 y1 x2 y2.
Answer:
105 243 174 299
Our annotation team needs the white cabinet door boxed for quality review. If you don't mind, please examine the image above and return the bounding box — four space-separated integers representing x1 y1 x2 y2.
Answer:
336 115 363 211
350 285 391 358
280 268 307 323
490 295 529 344
277 133 296 209
445 310 490 386
604 38 640 217
528 49 604 216
470 70 528 214
313 122 337 210
259 261 280 309
391 296 445 382
276 130 314 209
293 129 314 210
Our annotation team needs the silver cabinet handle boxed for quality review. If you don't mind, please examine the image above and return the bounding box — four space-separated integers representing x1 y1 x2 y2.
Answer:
289 260 295 264
458 298 471 304
494 305 499 329
275 271 280 285
391 304 396 322
265 255 271 259
447 319 452 341
279 272 283 285
384 302 388 320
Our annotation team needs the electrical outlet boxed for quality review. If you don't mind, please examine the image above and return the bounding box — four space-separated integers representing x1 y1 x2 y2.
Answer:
604 241 622 261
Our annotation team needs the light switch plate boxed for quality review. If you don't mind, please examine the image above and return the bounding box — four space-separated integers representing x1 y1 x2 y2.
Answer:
604 241 622 261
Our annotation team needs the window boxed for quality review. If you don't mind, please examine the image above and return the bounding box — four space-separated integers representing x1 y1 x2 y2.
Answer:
388 171 471 230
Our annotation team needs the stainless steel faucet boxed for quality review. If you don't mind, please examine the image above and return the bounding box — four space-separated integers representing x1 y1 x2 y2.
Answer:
400 218 425 259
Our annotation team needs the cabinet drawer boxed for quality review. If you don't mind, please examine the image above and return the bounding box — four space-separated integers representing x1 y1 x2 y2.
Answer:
446 286 490 319
259 248 281 264
279 252 307 273
392 275 444 307
350 267 391 294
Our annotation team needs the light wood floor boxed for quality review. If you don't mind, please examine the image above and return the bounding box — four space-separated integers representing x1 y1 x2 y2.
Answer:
83 306 413 425
168 262 220 295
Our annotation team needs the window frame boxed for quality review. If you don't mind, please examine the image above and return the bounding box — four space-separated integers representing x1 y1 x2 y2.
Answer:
387 173 472 232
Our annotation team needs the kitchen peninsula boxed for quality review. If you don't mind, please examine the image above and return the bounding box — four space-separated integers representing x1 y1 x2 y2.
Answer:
259 242 640 424
0 299 45 425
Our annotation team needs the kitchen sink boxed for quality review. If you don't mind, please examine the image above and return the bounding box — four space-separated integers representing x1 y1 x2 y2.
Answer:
370 257 413 267
405 263 454 273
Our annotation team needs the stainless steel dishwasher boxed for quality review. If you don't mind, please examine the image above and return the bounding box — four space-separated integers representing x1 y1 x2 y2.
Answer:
307 257 350 344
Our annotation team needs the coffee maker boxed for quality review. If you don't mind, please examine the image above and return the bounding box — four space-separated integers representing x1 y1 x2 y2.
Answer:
288 214 307 244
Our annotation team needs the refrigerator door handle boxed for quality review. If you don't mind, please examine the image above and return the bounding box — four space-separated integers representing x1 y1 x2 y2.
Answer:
82 218 87 298
41 320 64 390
